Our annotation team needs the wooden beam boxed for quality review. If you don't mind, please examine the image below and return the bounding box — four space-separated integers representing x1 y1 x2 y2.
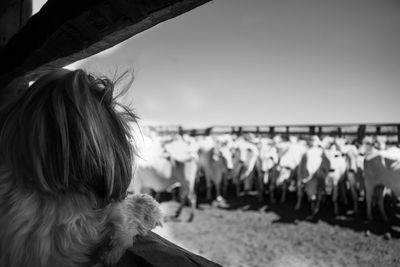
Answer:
0 0 211 88
0 0 32 47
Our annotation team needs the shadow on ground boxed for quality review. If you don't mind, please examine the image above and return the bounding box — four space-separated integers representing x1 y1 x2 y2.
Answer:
224 188 400 238
152 173 400 238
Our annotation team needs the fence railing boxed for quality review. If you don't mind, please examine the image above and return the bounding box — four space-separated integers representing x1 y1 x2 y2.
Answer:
141 123 400 144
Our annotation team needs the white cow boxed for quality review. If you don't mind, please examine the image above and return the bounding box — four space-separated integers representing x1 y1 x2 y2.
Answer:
130 136 198 221
257 138 279 183
269 139 306 204
232 136 261 200
334 138 365 214
324 143 347 215
197 135 234 203
256 138 279 202
296 136 331 215
362 136 400 222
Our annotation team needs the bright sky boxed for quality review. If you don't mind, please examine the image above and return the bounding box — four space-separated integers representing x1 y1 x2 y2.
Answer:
33 0 400 127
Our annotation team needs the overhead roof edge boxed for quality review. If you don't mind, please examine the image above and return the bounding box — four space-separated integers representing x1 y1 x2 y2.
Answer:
0 0 211 88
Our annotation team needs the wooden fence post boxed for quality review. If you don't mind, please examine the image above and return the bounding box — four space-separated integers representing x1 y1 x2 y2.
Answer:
357 125 366 144
376 126 381 135
397 124 400 144
238 126 242 136
337 127 342 137
269 126 275 136
309 126 316 136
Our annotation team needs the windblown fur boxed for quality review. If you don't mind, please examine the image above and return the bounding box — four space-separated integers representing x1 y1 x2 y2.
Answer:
0 69 162 267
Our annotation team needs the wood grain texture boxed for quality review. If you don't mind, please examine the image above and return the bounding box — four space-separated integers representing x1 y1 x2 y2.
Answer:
0 0 210 87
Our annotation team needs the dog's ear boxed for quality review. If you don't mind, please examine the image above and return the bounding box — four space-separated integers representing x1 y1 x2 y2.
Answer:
0 69 137 204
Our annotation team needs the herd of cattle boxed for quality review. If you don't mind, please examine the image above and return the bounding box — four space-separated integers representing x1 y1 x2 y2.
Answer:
128 131 400 223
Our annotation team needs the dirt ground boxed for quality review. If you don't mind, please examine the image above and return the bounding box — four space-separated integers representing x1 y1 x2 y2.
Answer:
153 193 400 267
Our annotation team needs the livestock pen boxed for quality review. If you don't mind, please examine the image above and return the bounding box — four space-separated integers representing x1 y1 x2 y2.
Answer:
140 124 400 267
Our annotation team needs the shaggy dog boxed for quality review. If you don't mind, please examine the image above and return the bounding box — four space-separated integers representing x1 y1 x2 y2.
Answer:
0 69 162 267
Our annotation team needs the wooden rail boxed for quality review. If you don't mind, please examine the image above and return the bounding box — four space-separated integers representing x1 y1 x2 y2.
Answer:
142 123 400 144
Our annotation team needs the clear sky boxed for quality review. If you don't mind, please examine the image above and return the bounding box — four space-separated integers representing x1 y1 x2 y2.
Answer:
34 0 400 127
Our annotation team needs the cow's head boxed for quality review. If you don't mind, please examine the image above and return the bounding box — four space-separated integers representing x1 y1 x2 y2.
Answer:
233 141 259 180
309 135 321 148
375 135 387 150
258 141 278 173
275 165 293 186
212 141 234 172
358 136 374 155
165 139 198 164
324 147 345 178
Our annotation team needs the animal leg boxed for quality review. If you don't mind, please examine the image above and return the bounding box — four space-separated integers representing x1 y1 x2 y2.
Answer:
332 184 339 216
310 199 316 216
205 175 213 201
295 183 303 210
376 186 389 222
257 171 264 202
215 179 224 203
174 204 184 219
314 193 322 216
269 172 277 203
349 179 359 214
269 182 276 204
280 182 287 204
235 180 241 197
175 189 189 219
365 185 373 221
187 192 196 222
222 175 229 197
339 178 349 207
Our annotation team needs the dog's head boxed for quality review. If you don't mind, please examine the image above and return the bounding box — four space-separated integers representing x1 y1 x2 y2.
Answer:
0 69 137 206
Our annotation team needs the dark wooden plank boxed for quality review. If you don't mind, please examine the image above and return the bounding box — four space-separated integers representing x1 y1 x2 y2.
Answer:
0 0 210 88
0 0 32 47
